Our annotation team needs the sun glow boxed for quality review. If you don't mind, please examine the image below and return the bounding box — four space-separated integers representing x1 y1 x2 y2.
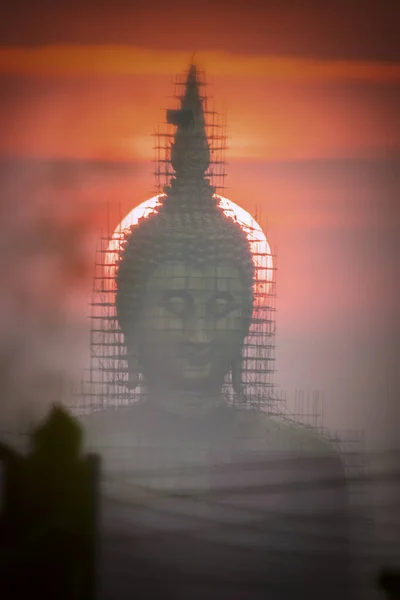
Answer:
105 194 273 297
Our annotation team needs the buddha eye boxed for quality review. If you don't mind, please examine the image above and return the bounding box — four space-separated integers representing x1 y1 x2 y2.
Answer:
208 292 237 318
161 291 191 317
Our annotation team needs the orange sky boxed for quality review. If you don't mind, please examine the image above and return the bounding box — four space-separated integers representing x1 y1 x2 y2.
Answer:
0 2 398 167
0 46 398 162
0 2 398 441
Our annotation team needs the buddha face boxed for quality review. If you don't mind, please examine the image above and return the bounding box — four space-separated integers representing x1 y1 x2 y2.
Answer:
126 261 250 394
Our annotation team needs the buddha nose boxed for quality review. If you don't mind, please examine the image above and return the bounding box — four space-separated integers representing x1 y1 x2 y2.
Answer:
186 307 212 345
187 326 211 345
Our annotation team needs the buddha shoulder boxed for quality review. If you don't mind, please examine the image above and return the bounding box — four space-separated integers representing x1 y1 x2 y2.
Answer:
232 408 336 457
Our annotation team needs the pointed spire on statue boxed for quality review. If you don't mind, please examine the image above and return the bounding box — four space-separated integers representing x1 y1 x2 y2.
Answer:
167 64 210 180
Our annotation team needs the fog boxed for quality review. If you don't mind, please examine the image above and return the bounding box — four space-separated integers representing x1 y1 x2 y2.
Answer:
0 156 398 595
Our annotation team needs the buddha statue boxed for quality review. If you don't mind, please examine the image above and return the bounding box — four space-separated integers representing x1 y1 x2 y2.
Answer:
115 69 254 409
81 65 351 599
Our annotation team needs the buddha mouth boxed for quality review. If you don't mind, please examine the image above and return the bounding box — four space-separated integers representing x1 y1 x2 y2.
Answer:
186 356 211 368
184 347 212 367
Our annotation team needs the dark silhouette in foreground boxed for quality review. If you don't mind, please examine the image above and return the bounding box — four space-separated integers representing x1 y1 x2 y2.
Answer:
0 404 397 599
0 405 99 599
378 569 400 599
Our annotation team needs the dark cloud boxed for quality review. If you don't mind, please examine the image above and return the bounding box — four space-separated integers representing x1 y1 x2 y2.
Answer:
0 0 399 61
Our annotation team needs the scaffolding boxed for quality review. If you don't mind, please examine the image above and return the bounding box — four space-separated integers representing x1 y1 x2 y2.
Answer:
70 206 278 415
67 66 364 481
68 66 280 416
153 68 228 196
287 389 365 480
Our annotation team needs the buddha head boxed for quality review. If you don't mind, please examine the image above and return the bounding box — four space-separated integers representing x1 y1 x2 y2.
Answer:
115 66 255 398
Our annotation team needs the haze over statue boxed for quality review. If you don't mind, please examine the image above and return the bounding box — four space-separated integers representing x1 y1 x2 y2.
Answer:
80 65 350 599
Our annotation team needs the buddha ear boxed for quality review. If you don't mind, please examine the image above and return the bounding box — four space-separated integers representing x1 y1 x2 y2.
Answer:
231 354 243 396
126 342 140 390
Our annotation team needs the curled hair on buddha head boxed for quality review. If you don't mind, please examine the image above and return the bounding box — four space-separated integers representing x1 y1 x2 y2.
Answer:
115 193 255 340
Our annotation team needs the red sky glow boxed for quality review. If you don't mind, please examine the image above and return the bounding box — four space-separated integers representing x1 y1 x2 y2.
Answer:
0 1 397 444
